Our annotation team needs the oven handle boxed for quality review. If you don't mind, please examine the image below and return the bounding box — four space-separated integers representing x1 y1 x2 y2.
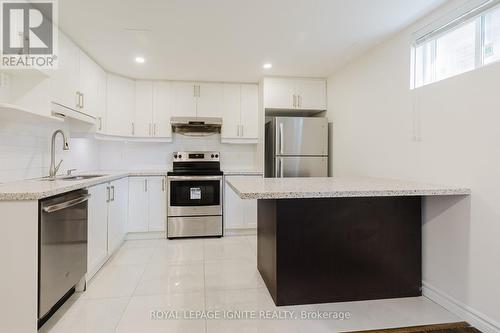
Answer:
168 176 223 181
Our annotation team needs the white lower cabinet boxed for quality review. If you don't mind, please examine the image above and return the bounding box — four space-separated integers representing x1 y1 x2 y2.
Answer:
127 176 167 233
87 183 109 280
224 175 261 229
108 178 129 253
87 178 129 281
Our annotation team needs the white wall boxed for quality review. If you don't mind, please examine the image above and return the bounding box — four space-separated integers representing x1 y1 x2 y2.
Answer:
327 0 500 330
0 121 99 183
99 134 259 172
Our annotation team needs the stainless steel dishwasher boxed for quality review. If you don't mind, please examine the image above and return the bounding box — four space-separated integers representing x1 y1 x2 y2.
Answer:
39 189 89 324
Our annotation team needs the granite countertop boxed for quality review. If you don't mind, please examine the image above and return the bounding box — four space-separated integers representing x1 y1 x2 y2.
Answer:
223 169 264 176
226 176 471 200
0 170 169 201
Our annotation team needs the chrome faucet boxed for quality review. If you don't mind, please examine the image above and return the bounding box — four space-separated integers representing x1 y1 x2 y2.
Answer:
49 129 70 180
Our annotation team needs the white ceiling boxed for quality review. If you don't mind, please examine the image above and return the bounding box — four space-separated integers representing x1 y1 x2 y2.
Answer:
59 0 447 82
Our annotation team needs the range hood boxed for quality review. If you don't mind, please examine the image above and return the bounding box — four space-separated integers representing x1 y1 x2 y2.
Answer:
171 117 222 136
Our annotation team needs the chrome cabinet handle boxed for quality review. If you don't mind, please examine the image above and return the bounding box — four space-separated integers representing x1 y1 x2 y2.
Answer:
80 93 84 109
111 186 115 202
280 158 284 178
154 123 157 136
43 194 91 213
298 95 301 108
98 117 102 131
131 123 135 135
162 178 165 192
106 186 110 203
144 179 148 192
293 94 296 108
241 125 244 137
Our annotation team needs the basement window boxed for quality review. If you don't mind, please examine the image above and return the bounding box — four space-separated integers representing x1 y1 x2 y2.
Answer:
412 1 500 89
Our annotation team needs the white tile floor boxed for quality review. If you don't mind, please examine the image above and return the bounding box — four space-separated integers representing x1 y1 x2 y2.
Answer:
40 235 460 333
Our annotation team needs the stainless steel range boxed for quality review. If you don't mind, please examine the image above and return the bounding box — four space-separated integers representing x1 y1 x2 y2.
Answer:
167 151 223 238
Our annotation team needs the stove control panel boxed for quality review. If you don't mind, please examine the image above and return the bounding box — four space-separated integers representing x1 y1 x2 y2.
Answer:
173 151 220 162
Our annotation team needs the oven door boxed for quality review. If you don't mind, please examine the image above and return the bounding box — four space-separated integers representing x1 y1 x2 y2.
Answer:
168 175 223 216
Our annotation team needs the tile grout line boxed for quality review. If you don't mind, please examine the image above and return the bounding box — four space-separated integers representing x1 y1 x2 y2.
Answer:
111 240 155 333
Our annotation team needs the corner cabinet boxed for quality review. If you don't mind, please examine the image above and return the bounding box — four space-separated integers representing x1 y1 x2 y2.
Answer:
221 83 259 143
128 176 167 233
263 77 326 111
87 177 129 281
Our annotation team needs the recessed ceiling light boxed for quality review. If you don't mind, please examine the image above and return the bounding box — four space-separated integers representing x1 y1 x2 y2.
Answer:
135 56 145 64
263 63 272 69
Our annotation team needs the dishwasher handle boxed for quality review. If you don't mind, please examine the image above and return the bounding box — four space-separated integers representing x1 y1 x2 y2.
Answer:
42 194 91 213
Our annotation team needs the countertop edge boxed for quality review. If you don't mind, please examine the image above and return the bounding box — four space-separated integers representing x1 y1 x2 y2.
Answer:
0 171 170 201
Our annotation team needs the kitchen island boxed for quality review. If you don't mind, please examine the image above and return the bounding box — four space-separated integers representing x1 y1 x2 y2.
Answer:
227 177 470 306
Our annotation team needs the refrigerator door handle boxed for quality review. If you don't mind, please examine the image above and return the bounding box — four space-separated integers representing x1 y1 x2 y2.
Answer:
280 158 284 178
279 123 284 155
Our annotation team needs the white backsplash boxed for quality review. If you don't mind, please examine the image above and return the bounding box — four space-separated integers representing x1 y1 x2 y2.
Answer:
0 122 100 183
98 134 259 172
0 124 259 184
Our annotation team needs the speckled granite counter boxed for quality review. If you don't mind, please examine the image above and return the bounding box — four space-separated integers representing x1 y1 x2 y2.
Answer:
227 176 471 200
0 170 169 201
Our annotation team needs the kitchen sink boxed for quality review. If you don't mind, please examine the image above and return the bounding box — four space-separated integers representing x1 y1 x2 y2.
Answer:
62 175 107 181
40 174 107 181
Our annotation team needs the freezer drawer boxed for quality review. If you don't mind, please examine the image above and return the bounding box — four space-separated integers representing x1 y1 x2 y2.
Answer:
275 117 328 156
275 156 328 177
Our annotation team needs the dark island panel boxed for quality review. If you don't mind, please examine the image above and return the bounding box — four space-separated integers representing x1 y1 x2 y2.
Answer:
257 196 422 306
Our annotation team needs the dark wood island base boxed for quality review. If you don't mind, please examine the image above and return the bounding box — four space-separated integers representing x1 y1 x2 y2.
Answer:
257 196 422 306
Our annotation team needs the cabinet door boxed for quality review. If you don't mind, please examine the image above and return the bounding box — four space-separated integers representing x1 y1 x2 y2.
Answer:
171 82 196 118
87 183 109 280
106 74 135 136
196 83 223 118
134 81 153 137
240 84 259 139
263 78 294 109
221 84 240 139
78 51 99 117
294 79 327 110
127 177 148 232
95 67 107 134
224 178 244 229
147 177 167 232
152 81 172 138
108 178 129 253
50 32 79 110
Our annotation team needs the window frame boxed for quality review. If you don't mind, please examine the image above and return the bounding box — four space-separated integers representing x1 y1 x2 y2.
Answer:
411 1 500 89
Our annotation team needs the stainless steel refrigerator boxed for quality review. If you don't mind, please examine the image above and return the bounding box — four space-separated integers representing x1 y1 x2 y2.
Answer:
265 116 328 178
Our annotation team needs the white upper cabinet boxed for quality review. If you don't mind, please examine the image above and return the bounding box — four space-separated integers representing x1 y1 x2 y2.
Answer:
221 83 259 142
294 78 327 110
78 51 100 117
263 78 295 109
264 77 326 111
172 82 197 118
134 81 153 137
196 83 223 118
50 32 104 118
106 74 135 136
222 84 241 139
95 67 107 134
152 81 172 138
50 32 79 110
240 84 259 139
